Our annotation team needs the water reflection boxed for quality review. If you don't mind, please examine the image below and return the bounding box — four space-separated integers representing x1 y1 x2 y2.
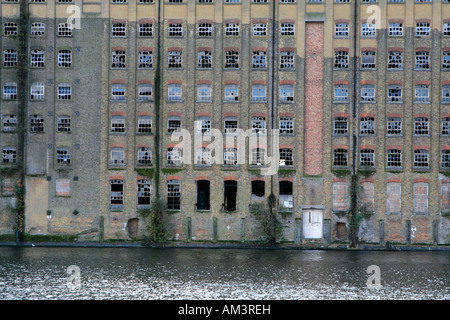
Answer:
0 247 448 300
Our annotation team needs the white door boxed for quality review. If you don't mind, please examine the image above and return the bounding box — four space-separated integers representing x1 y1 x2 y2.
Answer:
303 210 323 239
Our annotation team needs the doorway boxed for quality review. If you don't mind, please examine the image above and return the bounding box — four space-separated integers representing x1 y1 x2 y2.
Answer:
302 209 323 239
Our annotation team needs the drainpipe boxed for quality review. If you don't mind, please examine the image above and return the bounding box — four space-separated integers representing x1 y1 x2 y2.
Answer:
15 0 29 243
348 0 359 248
154 0 162 198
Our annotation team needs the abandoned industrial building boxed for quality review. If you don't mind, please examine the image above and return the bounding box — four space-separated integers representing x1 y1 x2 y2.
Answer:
0 0 449 246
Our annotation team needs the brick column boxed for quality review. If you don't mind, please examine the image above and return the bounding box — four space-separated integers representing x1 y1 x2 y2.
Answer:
304 22 324 176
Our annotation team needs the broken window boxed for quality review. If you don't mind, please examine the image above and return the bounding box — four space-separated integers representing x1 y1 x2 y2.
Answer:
167 179 181 210
139 23 153 37
3 49 17 67
279 181 293 212
388 51 402 69
413 149 429 168
360 117 375 135
30 115 44 133
334 51 349 69
167 147 182 166
223 180 237 211
198 23 212 37
334 117 348 135
3 82 17 100
110 179 124 209
112 23 126 37
167 117 181 133
223 148 238 165
110 147 125 166
30 82 45 100
280 51 294 70
4 22 17 36
415 51 430 70
196 180 210 210
334 84 348 102
137 116 152 133
168 23 183 37
111 50 126 68
414 117 429 135
137 179 151 209
224 50 239 69
251 148 266 166
441 150 450 168
388 22 403 37
252 117 266 134
2 115 17 132
387 85 402 103
138 50 153 69
224 117 238 134
2 147 16 164
58 23 72 37
168 50 182 69
279 148 293 166
196 147 211 166
333 148 348 166
111 115 125 133
360 149 375 167
335 23 349 37
56 148 70 165
58 49 72 68
361 85 375 102
252 51 266 69
387 117 402 135
253 23 267 36
57 116 71 132
224 84 239 101
197 50 212 69
280 23 294 36
279 117 294 134
137 147 152 165
225 23 239 36
361 51 375 69
442 117 450 135
387 149 402 168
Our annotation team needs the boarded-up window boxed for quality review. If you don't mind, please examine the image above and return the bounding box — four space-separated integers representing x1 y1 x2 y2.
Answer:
386 182 401 214
56 178 70 196
360 182 374 212
413 182 428 213
333 182 348 211
2 179 15 196
336 222 347 239
441 182 450 212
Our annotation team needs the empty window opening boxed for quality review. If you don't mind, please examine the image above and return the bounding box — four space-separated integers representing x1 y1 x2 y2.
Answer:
251 180 265 202
279 181 293 211
196 180 210 210
223 180 237 211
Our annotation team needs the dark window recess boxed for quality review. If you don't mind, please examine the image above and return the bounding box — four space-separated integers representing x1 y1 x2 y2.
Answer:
223 180 237 211
196 180 210 210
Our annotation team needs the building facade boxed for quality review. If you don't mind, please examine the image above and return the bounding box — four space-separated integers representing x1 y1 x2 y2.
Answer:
0 0 449 245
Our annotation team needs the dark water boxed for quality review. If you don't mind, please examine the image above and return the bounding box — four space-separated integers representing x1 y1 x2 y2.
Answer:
0 247 448 300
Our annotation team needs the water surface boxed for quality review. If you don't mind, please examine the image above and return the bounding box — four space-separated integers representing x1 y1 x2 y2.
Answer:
0 247 448 300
